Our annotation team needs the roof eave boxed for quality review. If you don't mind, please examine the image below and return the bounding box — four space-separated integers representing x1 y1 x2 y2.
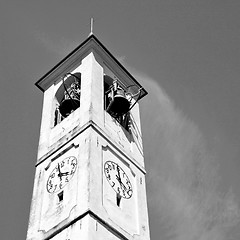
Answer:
35 34 148 99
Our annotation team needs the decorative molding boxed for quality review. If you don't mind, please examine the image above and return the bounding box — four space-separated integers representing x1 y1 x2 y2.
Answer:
44 143 79 170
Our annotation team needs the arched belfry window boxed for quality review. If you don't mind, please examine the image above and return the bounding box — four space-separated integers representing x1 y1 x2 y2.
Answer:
104 75 114 110
104 74 144 132
104 75 132 131
54 73 81 126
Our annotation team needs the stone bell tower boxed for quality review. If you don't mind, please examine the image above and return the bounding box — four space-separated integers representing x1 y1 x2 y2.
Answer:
26 34 150 240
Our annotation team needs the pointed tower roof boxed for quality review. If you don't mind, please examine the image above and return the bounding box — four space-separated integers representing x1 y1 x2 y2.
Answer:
35 34 147 100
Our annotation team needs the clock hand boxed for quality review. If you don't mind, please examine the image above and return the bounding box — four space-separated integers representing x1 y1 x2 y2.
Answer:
116 166 131 195
119 181 127 191
116 165 122 183
61 172 69 176
116 166 127 191
57 163 63 181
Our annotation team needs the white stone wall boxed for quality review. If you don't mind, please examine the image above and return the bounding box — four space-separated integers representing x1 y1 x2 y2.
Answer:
27 46 150 239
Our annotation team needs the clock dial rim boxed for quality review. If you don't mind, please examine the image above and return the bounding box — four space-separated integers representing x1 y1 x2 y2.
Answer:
104 160 133 199
46 156 77 193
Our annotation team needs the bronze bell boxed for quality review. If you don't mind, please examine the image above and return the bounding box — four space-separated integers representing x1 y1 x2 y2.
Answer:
59 98 80 118
59 80 81 118
107 86 130 116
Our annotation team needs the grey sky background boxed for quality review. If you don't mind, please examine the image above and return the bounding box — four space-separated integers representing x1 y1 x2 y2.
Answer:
0 1 240 239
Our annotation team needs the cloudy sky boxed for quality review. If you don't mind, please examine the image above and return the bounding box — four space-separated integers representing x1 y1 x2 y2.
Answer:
1 1 240 239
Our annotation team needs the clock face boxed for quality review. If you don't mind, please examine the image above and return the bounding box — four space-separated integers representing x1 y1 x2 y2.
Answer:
46 156 77 193
104 161 133 199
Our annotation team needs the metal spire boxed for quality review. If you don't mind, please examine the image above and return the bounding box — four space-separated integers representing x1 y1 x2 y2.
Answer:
89 17 94 36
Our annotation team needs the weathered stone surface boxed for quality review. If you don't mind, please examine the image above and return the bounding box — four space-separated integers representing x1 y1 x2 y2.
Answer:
27 36 150 240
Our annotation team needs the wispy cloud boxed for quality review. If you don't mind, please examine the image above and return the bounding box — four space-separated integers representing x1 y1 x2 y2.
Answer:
33 30 79 58
116 55 126 65
130 70 240 240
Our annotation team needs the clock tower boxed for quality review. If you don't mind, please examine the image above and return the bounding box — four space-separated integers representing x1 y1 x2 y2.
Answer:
26 34 150 240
